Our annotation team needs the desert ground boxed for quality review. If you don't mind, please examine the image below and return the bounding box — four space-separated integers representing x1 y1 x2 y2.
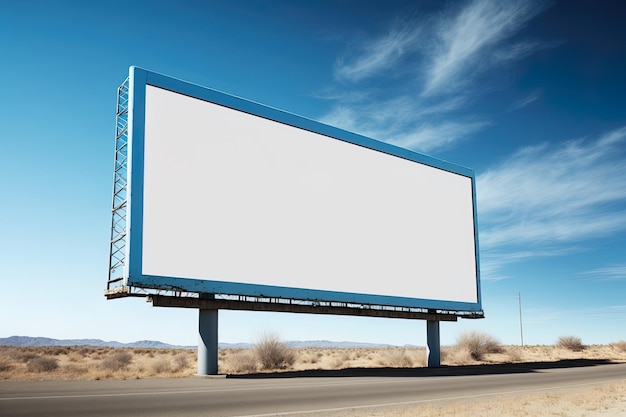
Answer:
1 336 626 380
312 380 626 417
1 336 625 416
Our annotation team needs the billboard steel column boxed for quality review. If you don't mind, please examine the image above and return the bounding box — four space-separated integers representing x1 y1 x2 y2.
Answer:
198 308 218 375
107 77 129 291
426 320 441 367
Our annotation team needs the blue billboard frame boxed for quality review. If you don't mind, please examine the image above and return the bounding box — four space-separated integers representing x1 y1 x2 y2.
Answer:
121 66 483 313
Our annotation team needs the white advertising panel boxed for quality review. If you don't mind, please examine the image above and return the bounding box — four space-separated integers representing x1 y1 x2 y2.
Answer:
120 67 482 312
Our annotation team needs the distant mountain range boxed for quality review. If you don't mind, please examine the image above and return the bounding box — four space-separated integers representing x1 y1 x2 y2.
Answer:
0 336 195 349
0 336 412 349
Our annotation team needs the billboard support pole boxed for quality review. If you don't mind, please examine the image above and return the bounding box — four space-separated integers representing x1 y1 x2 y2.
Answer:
426 319 441 367
198 294 218 375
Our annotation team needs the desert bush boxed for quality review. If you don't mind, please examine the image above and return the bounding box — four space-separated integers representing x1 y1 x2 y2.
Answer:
27 356 59 372
331 357 346 369
100 351 133 371
506 347 523 362
14 351 38 363
557 336 585 352
63 364 88 376
172 354 189 371
0 358 13 372
226 350 258 374
43 346 70 356
151 358 171 374
67 351 86 363
77 347 93 356
442 346 473 365
610 340 626 352
379 349 414 367
254 333 295 370
455 331 503 361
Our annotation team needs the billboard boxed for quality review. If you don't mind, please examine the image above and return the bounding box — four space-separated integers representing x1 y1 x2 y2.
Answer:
109 67 482 313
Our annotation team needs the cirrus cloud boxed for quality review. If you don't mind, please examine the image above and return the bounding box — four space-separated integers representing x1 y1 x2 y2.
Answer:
477 127 626 280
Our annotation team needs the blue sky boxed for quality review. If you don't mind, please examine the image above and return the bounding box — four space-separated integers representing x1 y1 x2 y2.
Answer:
1 0 624 347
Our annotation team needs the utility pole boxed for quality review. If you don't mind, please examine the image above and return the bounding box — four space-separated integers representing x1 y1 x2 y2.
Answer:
518 292 524 347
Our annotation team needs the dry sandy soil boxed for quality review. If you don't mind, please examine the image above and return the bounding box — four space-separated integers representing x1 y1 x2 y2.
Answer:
1 342 625 415
308 380 626 417
1 343 626 380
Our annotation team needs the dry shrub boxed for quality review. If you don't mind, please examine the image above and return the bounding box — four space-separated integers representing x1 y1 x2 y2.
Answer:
455 331 503 361
67 351 86 363
610 340 626 352
77 347 93 356
557 336 585 352
151 358 171 374
506 347 523 362
227 350 258 374
100 351 132 371
27 356 58 372
0 358 13 372
14 351 38 363
379 349 414 367
254 333 295 370
172 354 189 371
331 357 346 369
63 364 88 377
43 346 70 356
442 346 473 365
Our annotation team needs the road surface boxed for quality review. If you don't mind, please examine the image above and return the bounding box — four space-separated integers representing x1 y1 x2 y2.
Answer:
1 361 625 416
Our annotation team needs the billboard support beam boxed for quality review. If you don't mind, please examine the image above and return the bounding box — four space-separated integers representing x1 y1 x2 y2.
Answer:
197 294 218 375
426 319 441 368
148 295 462 321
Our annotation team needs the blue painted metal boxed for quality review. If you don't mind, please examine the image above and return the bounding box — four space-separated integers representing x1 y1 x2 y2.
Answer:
126 68 147 284
471 176 483 310
119 66 483 314
139 68 475 179
130 274 480 312
107 78 130 290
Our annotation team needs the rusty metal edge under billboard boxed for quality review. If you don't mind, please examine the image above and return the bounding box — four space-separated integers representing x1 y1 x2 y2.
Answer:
106 66 484 319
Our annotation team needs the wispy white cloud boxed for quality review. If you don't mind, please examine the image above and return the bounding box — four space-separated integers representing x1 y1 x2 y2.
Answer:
312 88 375 104
334 23 421 83
388 120 490 153
510 92 540 111
523 305 626 325
319 96 479 152
322 0 552 153
579 265 626 282
478 127 626 250
493 40 560 64
423 0 547 95
333 0 548 92
324 96 460 131
480 248 581 282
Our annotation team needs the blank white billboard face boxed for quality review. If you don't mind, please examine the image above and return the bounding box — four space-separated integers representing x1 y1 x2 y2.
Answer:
136 84 479 305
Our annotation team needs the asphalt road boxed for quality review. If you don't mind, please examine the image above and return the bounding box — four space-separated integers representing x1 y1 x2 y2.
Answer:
1 361 625 417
